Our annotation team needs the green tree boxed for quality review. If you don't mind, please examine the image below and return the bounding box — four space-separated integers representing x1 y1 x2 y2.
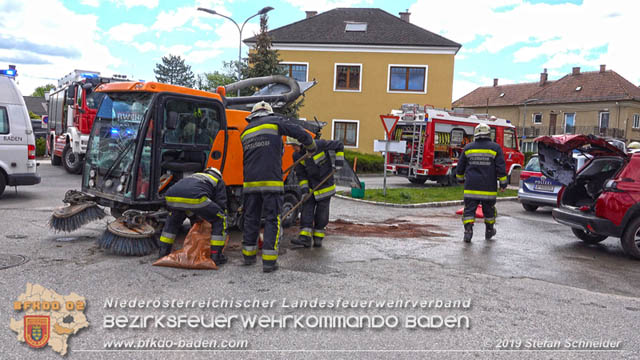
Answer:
31 84 55 97
28 111 40 119
154 54 195 87
195 68 236 92
242 14 304 117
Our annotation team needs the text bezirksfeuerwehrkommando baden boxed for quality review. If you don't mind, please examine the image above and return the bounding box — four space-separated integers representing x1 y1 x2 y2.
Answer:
103 297 471 310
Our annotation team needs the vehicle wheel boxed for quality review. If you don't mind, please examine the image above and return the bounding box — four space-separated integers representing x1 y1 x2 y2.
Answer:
50 139 61 166
621 217 640 259
408 177 427 185
62 143 83 174
522 203 538 212
0 172 6 198
281 192 300 228
571 228 607 244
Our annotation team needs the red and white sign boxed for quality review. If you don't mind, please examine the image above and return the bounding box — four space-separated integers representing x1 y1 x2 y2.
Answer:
380 115 399 138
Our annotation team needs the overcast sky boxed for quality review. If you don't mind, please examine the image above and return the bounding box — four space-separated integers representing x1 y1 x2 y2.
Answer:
1 0 636 103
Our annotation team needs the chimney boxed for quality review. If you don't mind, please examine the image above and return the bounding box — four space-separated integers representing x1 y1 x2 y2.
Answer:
305 11 317 19
399 10 411 22
493 78 498 87
572 67 580 75
600 64 606 73
539 68 548 86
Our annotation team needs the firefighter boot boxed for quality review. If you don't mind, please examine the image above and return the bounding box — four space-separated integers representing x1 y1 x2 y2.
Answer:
313 236 323 248
291 235 312 248
211 247 227 265
158 244 172 258
263 261 279 273
485 224 497 240
463 223 473 243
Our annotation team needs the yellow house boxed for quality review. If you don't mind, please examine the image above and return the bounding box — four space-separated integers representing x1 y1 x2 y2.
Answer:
244 8 460 153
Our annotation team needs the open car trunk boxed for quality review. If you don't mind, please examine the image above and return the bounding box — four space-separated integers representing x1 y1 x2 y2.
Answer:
536 134 627 209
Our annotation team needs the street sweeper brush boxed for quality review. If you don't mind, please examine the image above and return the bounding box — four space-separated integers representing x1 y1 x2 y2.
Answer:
98 210 161 256
49 203 106 232
49 190 107 232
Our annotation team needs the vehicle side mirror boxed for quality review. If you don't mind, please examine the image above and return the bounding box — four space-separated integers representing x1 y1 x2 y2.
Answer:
167 111 179 130
82 83 93 91
66 84 76 100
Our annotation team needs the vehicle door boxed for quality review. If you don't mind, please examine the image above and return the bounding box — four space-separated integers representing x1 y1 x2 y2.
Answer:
153 95 226 198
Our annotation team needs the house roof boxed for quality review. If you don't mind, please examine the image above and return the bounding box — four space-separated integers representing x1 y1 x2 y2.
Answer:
528 70 640 105
454 68 640 108
23 96 47 116
244 8 460 49
453 81 554 108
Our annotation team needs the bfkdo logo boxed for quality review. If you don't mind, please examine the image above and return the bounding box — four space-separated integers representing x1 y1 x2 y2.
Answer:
10 283 89 356
24 315 50 348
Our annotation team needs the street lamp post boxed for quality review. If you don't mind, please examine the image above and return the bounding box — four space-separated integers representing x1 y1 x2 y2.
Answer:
198 6 274 96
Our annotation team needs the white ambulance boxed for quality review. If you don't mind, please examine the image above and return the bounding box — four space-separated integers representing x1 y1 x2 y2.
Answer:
0 69 40 197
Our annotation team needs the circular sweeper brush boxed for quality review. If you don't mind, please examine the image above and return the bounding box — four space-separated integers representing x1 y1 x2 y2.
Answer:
98 216 158 256
49 202 106 233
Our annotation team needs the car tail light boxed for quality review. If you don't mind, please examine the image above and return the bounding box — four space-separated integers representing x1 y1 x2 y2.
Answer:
520 172 531 181
28 144 36 160
579 205 590 212
557 187 565 207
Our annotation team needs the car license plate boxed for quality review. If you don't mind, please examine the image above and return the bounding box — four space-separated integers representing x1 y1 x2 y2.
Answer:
534 183 554 192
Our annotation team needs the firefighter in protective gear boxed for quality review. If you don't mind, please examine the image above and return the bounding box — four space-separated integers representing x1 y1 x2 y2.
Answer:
288 137 344 248
241 103 316 273
158 167 228 264
456 123 507 243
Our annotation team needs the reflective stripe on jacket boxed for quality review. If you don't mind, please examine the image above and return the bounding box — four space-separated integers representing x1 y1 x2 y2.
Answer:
455 138 507 199
241 115 314 193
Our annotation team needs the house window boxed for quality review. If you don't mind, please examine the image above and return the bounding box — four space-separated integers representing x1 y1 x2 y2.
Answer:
332 120 359 147
280 63 308 82
532 113 542 124
334 64 361 91
564 113 575 134
633 114 640 129
388 65 427 92
0 107 8 134
345 22 367 32
599 112 609 129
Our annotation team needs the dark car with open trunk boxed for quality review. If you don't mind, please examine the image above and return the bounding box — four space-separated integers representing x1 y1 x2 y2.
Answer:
537 134 640 259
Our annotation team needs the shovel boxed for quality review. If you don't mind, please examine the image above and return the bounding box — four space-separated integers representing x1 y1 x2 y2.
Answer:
282 169 337 220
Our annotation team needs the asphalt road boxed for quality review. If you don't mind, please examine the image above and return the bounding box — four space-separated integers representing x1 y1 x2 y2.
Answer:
0 162 639 359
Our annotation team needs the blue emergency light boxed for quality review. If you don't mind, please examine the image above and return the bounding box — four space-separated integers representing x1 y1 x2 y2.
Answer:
81 73 99 79
111 128 119 135
0 69 16 76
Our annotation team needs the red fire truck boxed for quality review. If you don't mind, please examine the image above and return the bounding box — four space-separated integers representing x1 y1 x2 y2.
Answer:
385 104 524 185
47 70 129 173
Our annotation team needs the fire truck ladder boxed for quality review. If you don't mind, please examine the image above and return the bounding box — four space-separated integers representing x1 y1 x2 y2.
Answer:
409 122 426 177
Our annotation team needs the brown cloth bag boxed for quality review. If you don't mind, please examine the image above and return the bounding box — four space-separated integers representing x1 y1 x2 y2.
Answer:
153 220 227 270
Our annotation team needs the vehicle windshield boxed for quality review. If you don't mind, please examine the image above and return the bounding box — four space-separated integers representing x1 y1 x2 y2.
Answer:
86 92 106 110
85 92 153 179
525 156 540 172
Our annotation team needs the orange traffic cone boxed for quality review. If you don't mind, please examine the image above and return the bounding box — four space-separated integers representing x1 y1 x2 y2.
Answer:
455 205 484 218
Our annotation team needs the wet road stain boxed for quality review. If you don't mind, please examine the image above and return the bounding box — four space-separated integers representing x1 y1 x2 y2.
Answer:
327 218 447 238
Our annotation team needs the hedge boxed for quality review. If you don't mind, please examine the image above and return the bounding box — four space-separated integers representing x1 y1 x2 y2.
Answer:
345 150 384 173
36 138 46 157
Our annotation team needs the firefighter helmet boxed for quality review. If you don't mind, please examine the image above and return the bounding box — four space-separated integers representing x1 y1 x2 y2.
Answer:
628 141 640 149
246 101 274 121
285 137 301 146
203 167 222 178
474 123 491 139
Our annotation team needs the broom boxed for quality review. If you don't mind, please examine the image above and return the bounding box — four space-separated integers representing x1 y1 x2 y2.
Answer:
49 190 106 232
97 210 162 256
282 170 336 221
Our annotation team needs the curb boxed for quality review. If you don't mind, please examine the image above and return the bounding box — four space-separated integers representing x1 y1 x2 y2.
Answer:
334 194 518 208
